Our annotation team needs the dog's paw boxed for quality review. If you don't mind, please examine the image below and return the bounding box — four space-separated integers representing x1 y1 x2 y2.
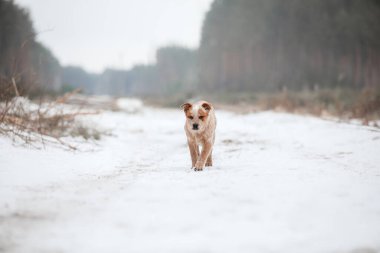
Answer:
190 166 201 171
194 161 204 171
205 161 212 167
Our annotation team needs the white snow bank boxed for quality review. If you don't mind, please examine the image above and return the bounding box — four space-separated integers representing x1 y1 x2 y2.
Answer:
0 97 41 117
116 98 143 113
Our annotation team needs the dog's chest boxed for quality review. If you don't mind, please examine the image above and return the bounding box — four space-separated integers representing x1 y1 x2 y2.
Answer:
194 136 203 145
193 133 206 146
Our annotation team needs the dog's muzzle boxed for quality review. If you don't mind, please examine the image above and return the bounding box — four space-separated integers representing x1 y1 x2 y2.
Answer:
192 123 199 130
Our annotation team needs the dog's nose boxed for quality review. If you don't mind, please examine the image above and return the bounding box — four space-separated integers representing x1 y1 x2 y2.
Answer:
192 123 199 130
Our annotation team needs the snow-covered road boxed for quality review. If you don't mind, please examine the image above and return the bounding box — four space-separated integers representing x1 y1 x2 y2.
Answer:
1 108 380 253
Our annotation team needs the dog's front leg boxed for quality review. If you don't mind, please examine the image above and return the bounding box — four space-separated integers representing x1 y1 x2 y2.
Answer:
194 142 212 171
188 140 199 168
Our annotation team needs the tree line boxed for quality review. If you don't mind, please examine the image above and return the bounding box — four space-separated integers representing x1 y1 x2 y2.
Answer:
2 0 379 98
61 0 380 95
0 0 61 97
62 46 197 96
199 0 380 92
0 0 198 97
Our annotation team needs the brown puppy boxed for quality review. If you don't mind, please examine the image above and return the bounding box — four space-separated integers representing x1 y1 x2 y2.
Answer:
181 101 216 171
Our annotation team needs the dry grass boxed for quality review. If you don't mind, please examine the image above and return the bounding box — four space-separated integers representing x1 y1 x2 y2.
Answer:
0 81 100 149
209 88 380 126
148 87 380 127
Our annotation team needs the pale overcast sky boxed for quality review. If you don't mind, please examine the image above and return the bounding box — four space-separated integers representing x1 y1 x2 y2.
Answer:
16 0 212 73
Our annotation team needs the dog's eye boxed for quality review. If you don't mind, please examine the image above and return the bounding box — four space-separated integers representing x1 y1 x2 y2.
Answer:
199 116 204 120
188 116 193 120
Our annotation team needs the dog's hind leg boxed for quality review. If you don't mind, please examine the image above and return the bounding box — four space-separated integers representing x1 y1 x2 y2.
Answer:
205 151 212 167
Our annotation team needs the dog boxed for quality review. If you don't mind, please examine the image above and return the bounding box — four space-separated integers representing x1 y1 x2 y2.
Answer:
181 101 216 171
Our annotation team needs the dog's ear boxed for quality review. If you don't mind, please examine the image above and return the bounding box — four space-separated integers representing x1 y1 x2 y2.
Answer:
181 103 192 112
201 102 213 112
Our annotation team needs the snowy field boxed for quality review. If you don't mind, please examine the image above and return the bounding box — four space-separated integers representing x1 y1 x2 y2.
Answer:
1 105 380 253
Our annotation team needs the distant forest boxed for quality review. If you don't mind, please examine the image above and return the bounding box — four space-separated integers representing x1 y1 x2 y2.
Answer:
0 0 60 96
200 0 380 92
1 0 379 98
62 46 197 96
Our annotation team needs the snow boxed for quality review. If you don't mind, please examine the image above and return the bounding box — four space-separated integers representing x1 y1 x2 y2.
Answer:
3 97 40 114
1 106 380 253
116 98 143 113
